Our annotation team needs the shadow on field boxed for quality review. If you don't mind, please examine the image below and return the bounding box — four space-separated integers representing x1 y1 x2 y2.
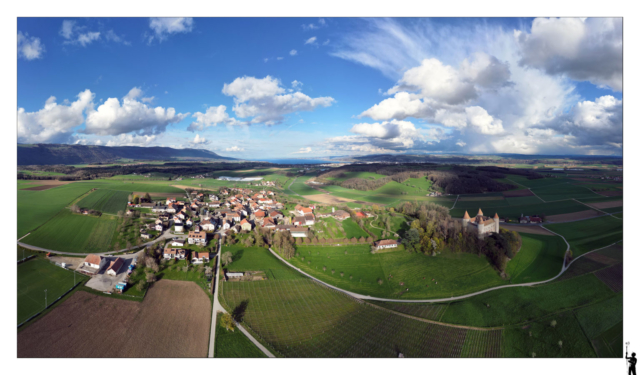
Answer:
233 249 244 262
232 300 249 322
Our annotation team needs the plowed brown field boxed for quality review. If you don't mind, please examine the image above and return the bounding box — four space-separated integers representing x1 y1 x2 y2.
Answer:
546 209 603 222
18 280 211 358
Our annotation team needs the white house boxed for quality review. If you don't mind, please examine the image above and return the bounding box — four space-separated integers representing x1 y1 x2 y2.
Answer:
171 239 185 247
174 223 184 232
83 254 105 270
188 231 207 246
155 224 164 231
192 251 210 264
374 239 398 250
106 257 124 276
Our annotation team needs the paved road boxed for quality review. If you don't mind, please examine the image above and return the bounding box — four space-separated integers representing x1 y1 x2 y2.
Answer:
268 232 620 303
17 230 183 256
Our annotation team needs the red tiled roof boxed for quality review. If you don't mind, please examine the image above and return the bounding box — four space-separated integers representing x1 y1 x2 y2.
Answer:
84 254 102 266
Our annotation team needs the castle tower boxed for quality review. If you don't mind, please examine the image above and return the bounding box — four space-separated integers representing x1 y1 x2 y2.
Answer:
462 210 470 228
494 212 499 234
477 216 485 237
477 208 484 218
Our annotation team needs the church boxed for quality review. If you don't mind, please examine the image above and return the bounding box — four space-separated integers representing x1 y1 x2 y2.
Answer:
462 208 499 238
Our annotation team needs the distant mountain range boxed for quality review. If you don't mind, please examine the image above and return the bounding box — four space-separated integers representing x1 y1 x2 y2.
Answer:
17 144 236 165
345 153 622 163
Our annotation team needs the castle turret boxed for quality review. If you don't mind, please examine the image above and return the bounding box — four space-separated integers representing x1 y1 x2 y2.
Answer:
494 212 499 233
462 210 470 228
478 216 485 235
477 208 484 217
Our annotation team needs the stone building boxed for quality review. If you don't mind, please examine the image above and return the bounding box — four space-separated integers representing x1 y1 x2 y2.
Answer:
462 208 499 238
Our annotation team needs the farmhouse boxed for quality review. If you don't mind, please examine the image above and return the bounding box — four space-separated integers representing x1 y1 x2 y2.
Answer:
200 219 216 231
290 227 309 238
106 257 124 276
295 205 314 216
462 209 499 238
374 239 398 250
83 254 106 270
188 231 207 246
333 210 351 220
304 213 316 225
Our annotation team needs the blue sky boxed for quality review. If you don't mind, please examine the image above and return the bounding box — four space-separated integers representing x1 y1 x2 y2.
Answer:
17 17 623 158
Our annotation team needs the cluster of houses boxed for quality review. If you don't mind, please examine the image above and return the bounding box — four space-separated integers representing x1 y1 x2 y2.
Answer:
163 241 211 264
519 214 543 224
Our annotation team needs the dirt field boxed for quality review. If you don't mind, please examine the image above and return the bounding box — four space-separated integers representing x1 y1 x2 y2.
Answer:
600 190 623 197
21 185 59 191
170 184 213 191
585 200 623 209
546 209 603 223
133 191 172 197
502 189 535 197
304 193 355 204
585 252 620 266
18 280 211 358
21 180 75 186
500 224 553 236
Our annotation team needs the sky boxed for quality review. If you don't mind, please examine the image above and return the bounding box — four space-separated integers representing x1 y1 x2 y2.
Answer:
16 17 623 159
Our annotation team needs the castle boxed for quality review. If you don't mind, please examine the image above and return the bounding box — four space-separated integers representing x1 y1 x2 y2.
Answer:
462 208 499 238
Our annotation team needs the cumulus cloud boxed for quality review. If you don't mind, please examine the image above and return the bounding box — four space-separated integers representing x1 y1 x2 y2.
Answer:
456 140 467 147
148 17 194 43
18 90 94 143
225 146 245 152
293 147 312 154
105 134 158 147
17 31 45 60
516 17 622 91
84 88 188 136
187 134 211 148
222 76 334 125
290 49 298 56
187 105 244 131
59 20 101 47
304 36 317 45
360 92 436 121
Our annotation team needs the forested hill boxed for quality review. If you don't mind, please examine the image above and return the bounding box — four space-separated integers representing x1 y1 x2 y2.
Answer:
18 144 236 165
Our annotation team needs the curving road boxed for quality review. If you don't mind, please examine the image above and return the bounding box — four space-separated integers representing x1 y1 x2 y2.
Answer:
268 229 621 303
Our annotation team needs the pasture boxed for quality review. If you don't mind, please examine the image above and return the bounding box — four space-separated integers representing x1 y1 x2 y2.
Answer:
223 246 302 280
289 176 323 196
77 189 130 215
219 278 501 357
287 243 553 299
544 216 623 256
18 258 88 325
439 274 614 327
450 199 591 220
22 210 119 253
532 184 601 201
506 233 566 283
17 182 107 237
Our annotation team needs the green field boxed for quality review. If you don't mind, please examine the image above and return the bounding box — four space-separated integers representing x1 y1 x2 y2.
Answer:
214 313 267 358
289 176 323 196
17 182 106 237
223 246 302 280
77 189 131 215
439 274 614 327
220 278 501 357
544 216 623 256
18 258 88 325
324 171 387 182
341 218 369 238
506 233 566 283
287 243 554 299
450 199 591 220
506 176 570 189
502 312 596 357
22 210 119 253
97 182 185 193
532 184 602 201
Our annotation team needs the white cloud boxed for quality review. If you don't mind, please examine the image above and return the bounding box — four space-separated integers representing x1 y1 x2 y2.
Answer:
516 18 622 91
105 29 130 45
277 56 284 60
148 18 194 43
18 89 94 143
291 80 303 89
348 120 425 149
290 49 298 56
222 76 334 125
59 20 101 47
225 146 245 152
359 92 435 121
84 88 188 136
464 106 505 135
323 39 330 46
105 134 158 147
17 31 45 60
294 147 312 154
188 105 244 131
141 96 155 104
304 36 317 45
456 140 467 147
188 134 211 147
